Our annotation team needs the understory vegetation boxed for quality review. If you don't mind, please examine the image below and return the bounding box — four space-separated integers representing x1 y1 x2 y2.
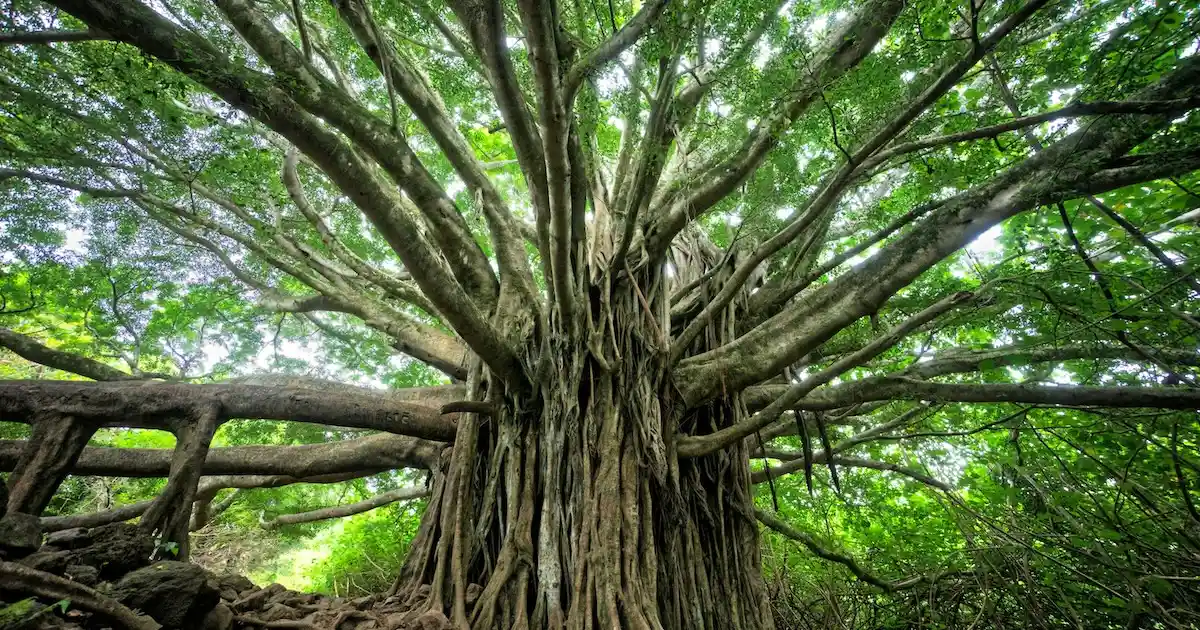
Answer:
1 0 1199 627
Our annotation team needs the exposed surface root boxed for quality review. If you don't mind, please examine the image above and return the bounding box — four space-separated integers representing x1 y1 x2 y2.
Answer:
0 561 160 630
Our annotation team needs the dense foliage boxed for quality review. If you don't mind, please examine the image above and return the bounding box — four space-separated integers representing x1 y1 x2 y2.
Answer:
1 0 1199 627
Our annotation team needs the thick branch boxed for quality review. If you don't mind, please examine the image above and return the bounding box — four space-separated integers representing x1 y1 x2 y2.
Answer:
679 289 976 457
901 344 1200 379
0 328 134 381
671 0 1051 346
213 0 500 310
675 56 1200 406
449 0 551 267
0 380 459 440
794 378 1200 411
0 29 109 44
0 432 441 478
749 201 942 316
48 0 526 385
329 1 537 307
858 98 1200 174
261 486 429 528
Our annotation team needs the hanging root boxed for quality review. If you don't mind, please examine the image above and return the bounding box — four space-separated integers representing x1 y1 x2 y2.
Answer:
139 405 220 560
390 262 773 629
6 415 96 514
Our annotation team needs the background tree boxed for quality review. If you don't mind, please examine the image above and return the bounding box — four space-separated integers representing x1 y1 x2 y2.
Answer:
1 0 1200 627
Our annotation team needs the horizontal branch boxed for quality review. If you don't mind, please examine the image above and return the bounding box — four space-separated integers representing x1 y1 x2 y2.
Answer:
40 471 376 532
901 344 1200 379
261 486 429 528
793 378 1200 411
0 432 441 478
739 343 1200 410
859 97 1200 173
679 290 977 457
0 380 459 440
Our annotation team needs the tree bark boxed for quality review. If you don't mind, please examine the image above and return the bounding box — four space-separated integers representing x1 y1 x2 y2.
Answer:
387 270 774 629
6 415 97 515
138 405 220 560
0 380 458 440
0 433 442 478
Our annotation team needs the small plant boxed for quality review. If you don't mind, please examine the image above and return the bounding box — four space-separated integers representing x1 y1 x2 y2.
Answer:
0 598 70 630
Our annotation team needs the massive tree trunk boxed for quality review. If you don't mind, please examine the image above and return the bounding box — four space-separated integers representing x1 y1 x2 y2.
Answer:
393 264 773 629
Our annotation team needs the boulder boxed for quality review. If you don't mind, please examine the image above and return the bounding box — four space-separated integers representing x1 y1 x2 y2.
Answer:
202 603 234 630
233 582 285 612
413 609 452 630
259 602 303 621
0 513 42 559
17 550 71 575
70 523 154 580
214 572 256 595
113 561 220 630
43 527 92 551
64 563 99 586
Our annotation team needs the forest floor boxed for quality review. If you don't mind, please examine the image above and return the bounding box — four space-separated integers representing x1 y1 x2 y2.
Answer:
0 522 451 630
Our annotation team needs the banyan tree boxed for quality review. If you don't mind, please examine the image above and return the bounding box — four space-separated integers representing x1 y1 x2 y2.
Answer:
1 0 1199 626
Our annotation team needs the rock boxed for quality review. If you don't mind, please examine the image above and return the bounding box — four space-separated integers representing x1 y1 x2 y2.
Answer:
219 586 239 602
71 523 154 580
259 602 303 621
114 561 220 630
214 572 256 595
413 609 452 630
334 610 376 630
64 564 99 586
350 595 375 610
202 603 233 630
232 583 284 612
0 513 42 559
231 589 269 612
18 550 71 575
43 527 92 551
